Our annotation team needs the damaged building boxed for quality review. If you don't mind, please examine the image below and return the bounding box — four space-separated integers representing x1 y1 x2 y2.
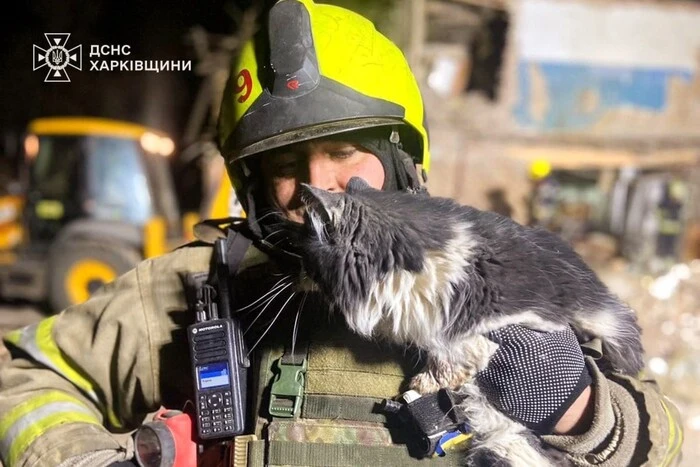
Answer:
410 0 700 270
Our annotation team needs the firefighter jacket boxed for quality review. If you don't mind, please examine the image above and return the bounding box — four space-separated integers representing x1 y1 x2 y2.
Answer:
0 243 684 467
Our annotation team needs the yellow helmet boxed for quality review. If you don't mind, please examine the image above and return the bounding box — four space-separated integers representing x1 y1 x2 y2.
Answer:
668 179 686 201
529 159 552 181
217 0 429 208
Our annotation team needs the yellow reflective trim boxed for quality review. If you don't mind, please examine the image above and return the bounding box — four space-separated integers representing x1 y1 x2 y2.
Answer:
0 391 90 440
64 259 117 305
35 200 64 220
660 399 684 466
3 328 21 346
8 411 101 467
35 318 93 395
34 317 123 429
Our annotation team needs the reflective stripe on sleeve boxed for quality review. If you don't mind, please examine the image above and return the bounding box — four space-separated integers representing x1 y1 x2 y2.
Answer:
9 316 123 429
660 399 684 467
0 391 101 467
3 328 22 347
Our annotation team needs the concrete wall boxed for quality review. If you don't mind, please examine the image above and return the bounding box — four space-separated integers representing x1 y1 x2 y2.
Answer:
425 117 533 224
507 0 700 139
422 0 700 224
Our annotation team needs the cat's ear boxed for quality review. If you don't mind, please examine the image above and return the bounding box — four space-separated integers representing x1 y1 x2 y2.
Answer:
346 177 372 194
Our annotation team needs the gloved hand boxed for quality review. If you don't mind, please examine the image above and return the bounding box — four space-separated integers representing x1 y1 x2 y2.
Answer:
475 325 592 435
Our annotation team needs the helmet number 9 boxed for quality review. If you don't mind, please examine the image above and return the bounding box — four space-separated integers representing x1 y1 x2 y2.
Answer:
235 69 253 103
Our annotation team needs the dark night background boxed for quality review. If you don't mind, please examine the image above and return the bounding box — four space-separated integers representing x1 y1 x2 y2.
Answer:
0 0 394 145
0 0 240 137
0 0 257 210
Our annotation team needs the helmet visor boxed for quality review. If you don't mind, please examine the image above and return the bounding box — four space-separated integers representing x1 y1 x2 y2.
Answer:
226 117 404 164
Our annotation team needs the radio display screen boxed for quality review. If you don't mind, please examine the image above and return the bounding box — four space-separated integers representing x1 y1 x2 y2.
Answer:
197 362 230 389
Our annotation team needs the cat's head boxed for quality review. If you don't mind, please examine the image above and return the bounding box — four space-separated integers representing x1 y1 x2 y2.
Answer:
298 177 378 246
291 177 456 336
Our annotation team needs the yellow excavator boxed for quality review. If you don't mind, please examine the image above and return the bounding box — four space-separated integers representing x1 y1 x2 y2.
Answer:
0 116 191 311
0 195 23 252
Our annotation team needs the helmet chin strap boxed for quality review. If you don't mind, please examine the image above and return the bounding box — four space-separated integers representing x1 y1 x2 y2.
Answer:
243 175 304 263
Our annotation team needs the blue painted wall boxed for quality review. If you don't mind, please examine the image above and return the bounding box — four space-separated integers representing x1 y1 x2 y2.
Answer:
513 60 694 132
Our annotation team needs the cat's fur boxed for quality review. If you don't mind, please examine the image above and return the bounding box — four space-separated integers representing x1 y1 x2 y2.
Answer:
286 177 644 466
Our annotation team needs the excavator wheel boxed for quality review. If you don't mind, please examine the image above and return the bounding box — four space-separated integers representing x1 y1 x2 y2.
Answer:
48 240 141 312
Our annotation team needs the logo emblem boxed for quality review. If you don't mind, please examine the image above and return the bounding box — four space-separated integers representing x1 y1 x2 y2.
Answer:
286 79 300 91
33 33 82 82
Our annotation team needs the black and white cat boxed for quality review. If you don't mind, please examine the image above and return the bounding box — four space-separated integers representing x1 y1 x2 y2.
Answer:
286 177 644 465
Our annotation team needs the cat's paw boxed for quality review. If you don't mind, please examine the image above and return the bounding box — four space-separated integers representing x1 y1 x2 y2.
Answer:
436 362 472 390
409 360 472 393
409 370 441 394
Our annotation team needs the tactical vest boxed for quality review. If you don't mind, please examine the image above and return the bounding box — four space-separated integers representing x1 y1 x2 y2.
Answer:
241 329 464 466
195 222 464 466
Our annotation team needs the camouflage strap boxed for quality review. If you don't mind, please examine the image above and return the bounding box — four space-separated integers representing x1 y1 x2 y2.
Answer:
246 440 464 466
234 435 258 466
247 439 265 466
302 395 390 424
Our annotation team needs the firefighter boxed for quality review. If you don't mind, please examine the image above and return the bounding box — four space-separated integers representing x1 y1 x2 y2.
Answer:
0 1 683 466
655 179 686 264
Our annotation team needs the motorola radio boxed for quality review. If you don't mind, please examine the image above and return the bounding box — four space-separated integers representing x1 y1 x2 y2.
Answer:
187 238 249 441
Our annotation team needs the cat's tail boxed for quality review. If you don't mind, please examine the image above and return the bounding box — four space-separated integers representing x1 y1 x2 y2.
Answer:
573 300 645 376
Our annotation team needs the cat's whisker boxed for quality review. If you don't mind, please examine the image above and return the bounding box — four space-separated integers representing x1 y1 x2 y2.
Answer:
243 282 293 335
238 287 289 316
256 210 284 224
262 274 294 293
262 229 288 242
235 275 293 313
269 238 292 247
247 291 298 355
441 402 460 423
290 291 308 360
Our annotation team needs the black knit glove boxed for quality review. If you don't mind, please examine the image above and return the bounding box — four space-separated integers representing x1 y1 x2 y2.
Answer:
475 325 592 435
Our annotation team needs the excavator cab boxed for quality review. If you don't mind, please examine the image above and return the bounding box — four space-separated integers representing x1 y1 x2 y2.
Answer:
0 117 181 311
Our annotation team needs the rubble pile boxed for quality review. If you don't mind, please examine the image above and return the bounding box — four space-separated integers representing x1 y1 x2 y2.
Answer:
596 259 700 465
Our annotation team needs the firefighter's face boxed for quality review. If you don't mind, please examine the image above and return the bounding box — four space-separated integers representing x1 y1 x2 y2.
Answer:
261 139 385 223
